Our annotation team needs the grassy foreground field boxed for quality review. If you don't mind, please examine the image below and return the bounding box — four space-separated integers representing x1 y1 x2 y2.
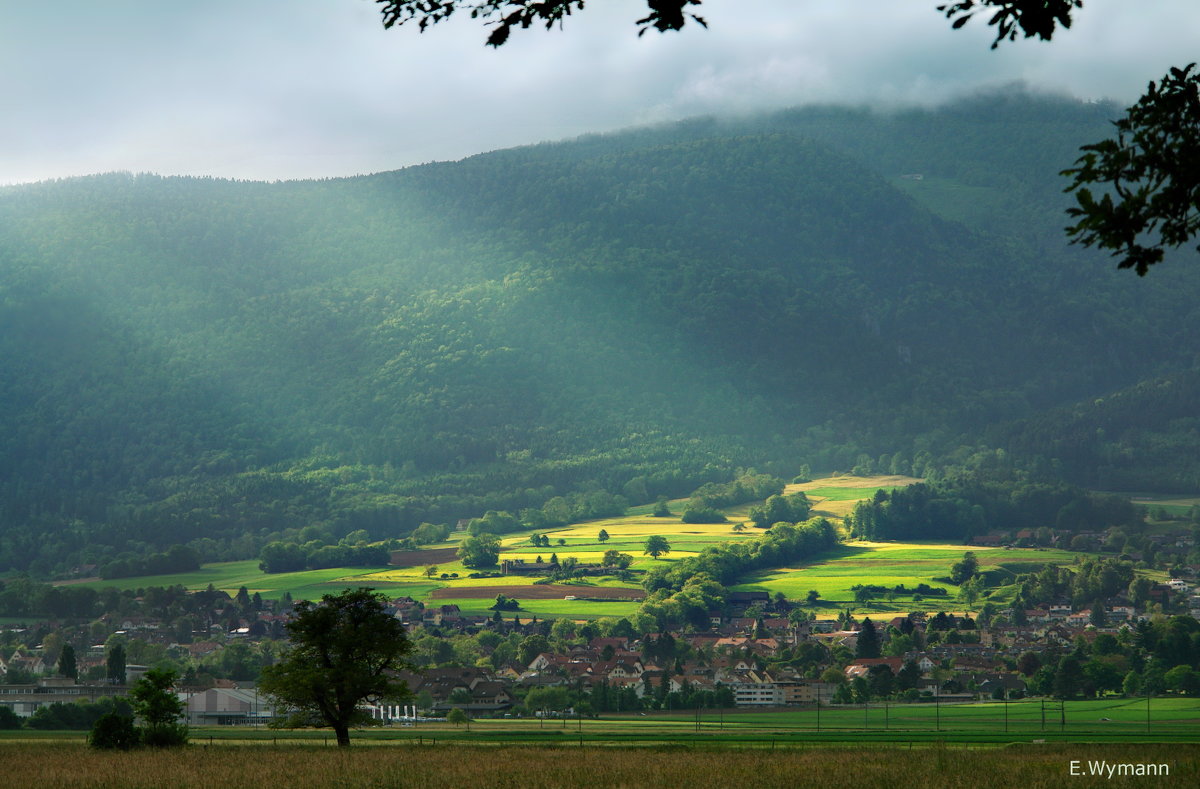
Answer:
4 701 1197 787
0 741 1195 789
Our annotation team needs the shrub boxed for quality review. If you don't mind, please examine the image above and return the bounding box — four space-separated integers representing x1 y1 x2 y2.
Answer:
89 713 140 750
0 706 22 730
141 721 189 748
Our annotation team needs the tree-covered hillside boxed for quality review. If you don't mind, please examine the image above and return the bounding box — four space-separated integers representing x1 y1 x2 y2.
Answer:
2 91 1199 575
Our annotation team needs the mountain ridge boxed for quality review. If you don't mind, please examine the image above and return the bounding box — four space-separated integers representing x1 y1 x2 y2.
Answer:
2 92 1198 575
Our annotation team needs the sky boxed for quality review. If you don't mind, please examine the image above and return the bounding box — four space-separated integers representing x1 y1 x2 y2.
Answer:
2 0 1195 185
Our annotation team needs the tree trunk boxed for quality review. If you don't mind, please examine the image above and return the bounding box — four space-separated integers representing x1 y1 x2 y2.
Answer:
334 723 351 747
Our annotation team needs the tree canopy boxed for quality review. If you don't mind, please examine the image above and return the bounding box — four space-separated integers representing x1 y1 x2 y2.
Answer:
259 588 414 746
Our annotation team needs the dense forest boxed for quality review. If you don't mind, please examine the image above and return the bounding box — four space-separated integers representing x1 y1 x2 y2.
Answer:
3 90 1200 576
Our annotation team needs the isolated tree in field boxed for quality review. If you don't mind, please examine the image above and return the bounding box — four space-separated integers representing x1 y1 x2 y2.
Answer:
129 667 188 747
652 498 671 517
601 549 633 569
423 564 439 578
597 528 610 543
643 535 671 559
806 589 821 605
950 551 978 584
260 588 414 747
958 575 984 611
446 707 468 727
376 0 1200 275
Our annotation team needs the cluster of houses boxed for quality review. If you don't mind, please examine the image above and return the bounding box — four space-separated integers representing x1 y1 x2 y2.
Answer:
3 572 1197 724
371 597 1200 718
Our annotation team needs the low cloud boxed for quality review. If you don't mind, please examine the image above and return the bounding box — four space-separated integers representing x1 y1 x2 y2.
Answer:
2 0 1195 184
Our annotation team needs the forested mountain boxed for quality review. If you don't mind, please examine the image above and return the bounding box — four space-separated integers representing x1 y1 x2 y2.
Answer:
3 90 1199 575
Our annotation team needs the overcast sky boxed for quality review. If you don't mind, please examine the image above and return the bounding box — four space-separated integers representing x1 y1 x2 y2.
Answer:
2 0 1194 185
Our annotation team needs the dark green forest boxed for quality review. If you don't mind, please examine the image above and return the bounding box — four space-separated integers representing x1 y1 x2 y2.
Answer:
3 90 1200 576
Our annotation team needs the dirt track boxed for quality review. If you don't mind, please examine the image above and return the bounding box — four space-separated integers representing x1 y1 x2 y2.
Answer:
388 548 460 567
430 584 645 600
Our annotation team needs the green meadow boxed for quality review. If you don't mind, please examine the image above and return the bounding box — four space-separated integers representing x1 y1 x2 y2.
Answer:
61 561 440 602
734 541 1087 615
3 698 1196 747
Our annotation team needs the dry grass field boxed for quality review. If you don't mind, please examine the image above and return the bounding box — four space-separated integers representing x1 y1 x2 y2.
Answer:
2 742 1194 788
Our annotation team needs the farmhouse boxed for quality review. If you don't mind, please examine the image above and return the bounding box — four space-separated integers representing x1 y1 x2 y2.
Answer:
500 559 558 575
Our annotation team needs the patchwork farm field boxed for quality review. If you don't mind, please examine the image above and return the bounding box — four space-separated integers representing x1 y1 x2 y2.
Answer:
54 475 1109 619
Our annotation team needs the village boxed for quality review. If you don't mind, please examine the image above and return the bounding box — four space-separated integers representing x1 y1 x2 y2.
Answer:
2 572 1199 727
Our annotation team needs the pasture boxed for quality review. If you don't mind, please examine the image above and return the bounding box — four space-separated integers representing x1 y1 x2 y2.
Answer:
734 541 1084 614
59 560 440 602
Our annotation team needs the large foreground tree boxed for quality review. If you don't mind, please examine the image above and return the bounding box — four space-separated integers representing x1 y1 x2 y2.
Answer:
373 0 1199 275
260 587 414 747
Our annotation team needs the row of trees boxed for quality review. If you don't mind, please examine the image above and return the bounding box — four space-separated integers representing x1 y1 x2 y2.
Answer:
847 477 1140 543
97 545 200 580
643 517 839 594
258 537 389 574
